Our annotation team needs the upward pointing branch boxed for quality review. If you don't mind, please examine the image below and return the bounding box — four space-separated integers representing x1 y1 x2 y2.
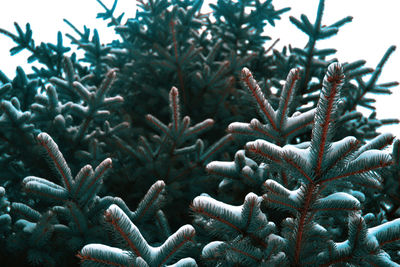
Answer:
170 87 180 133
240 67 277 131
36 132 74 192
310 63 344 177
277 68 301 129
170 19 186 106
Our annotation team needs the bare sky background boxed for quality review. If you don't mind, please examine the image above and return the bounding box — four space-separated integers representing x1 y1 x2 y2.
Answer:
0 0 399 137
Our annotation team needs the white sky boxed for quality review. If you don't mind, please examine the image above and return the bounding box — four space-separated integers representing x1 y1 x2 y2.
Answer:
0 0 399 137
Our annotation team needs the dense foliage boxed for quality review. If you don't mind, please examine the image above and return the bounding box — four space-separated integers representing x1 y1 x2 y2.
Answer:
0 0 399 266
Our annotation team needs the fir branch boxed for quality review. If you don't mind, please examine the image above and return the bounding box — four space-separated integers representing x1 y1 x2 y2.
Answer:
131 180 166 223
231 66 314 146
82 204 196 266
169 19 186 105
36 132 74 192
78 244 134 267
318 214 400 266
351 45 398 111
310 63 344 177
276 68 301 129
240 67 277 130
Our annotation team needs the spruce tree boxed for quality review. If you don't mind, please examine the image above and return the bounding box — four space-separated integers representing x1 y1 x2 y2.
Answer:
0 0 399 266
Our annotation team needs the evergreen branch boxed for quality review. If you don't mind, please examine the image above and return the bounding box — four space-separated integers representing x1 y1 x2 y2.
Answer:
263 195 299 215
22 176 66 191
355 132 394 157
231 66 315 145
240 67 277 130
262 180 300 215
0 26 19 42
200 134 233 163
343 59 373 80
145 114 171 138
314 0 325 34
318 214 400 266
293 183 317 265
78 244 134 267
131 180 166 222
30 211 56 247
281 147 314 184
392 139 400 166
63 18 88 40
227 241 263 263
191 193 270 245
367 45 396 91
250 119 280 142
72 165 94 200
191 194 245 237
324 150 392 183
241 193 268 238
228 120 277 142
71 81 91 101
96 0 126 31
23 179 69 202
112 135 142 161
77 158 112 206
206 150 263 186
206 60 230 88
324 136 360 171
310 192 360 212
155 210 171 240
282 110 315 139
0 98 37 138
206 161 240 180
156 226 196 267
169 19 186 105
86 158 112 193
138 136 155 161
369 219 400 248
201 241 225 265
98 204 196 266
310 63 344 177
169 87 180 133
104 204 149 258
351 46 398 111
11 202 41 222
245 139 282 164
329 16 353 28
277 68 301 129
97 69 117 102
64 201 88 234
